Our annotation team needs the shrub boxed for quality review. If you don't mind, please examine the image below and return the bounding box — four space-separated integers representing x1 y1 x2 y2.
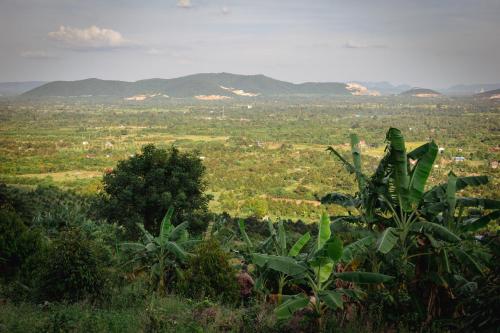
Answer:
0 209 42 280
99 144 211 236
180 238 239 304
36 229 107 303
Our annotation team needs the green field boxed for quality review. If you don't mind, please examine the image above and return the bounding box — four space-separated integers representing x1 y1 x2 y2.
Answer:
1 98 498 221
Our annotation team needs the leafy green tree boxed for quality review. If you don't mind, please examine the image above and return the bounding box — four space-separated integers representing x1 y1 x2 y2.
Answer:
100 144 211 236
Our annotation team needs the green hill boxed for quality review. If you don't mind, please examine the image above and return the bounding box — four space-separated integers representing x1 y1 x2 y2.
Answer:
399 88 442 97
22 73 351 98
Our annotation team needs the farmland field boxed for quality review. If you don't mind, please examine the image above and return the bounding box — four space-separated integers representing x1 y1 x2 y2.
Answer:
1 98 499 221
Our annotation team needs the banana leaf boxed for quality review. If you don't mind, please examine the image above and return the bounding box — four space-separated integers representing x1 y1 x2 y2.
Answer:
136 223 154 243
341 235 375 264
320 192 358 207
238 219 254 251
288 232 311 257
251 253 308 276
275 294 310 320
442 248 451 273
318 290 343 310
121 242 146 251
311 260 334 283
411 221 460 242
318 212 331 250
320 236 343 261
169 221 189 241
457 198 500 209
335 271 393 284
146 242 157 252
326 146 356 174
164 241 187 261
408 142 434 160
376 227 398 254
159 206 174 243
385 128 410 210
460 211 500 232
408 141 438 206
337 288 367 300
424 176 489 202
452 248 484 275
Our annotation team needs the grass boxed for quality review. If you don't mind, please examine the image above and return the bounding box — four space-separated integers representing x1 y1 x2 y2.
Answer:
0 294 286 333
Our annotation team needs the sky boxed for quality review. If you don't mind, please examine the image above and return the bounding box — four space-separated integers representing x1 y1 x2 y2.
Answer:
0 0 499 87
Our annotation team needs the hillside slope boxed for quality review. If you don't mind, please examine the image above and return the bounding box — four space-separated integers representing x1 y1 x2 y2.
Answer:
400 88 442 97
22 73 352 98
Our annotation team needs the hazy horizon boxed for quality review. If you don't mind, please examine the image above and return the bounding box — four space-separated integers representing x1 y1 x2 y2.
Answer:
1 0 499 88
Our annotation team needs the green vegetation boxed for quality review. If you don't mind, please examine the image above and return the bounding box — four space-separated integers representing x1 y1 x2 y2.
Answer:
121 207 195 295
21 73 351 98
99 144 210 235
180 238 240 304
0 97 499 332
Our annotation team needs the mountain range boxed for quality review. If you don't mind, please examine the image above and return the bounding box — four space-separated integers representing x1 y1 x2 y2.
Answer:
20 73 351 99
1 73 499 99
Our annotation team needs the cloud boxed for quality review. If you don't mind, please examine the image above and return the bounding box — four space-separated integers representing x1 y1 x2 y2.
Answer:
20 50 56 59
177 0 191 8
221 6 230 15
343 41 388 49
48 25 133 50
146 48 167 56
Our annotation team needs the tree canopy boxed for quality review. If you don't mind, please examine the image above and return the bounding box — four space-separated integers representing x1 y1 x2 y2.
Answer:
100 144 211 236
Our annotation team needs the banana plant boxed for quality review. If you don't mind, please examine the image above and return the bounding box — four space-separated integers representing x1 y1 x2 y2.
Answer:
323 128 500 323
416 171 500 276
121 207 197 294
325 129 441 254
240 218 311 304
251 213 393 330
323 128 499 259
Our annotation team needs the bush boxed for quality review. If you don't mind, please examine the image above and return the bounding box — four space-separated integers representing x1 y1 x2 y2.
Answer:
36 229 108 303
180 238 239 304
99 144 211 236
0 209 42 280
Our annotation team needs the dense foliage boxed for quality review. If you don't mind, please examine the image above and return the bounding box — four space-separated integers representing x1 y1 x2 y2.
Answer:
36 229 108 302
180 238 239 304
0 209 41 280
99 144 211 236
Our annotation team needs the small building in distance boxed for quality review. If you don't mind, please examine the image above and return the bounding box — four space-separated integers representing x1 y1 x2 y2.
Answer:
453 156 465 162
